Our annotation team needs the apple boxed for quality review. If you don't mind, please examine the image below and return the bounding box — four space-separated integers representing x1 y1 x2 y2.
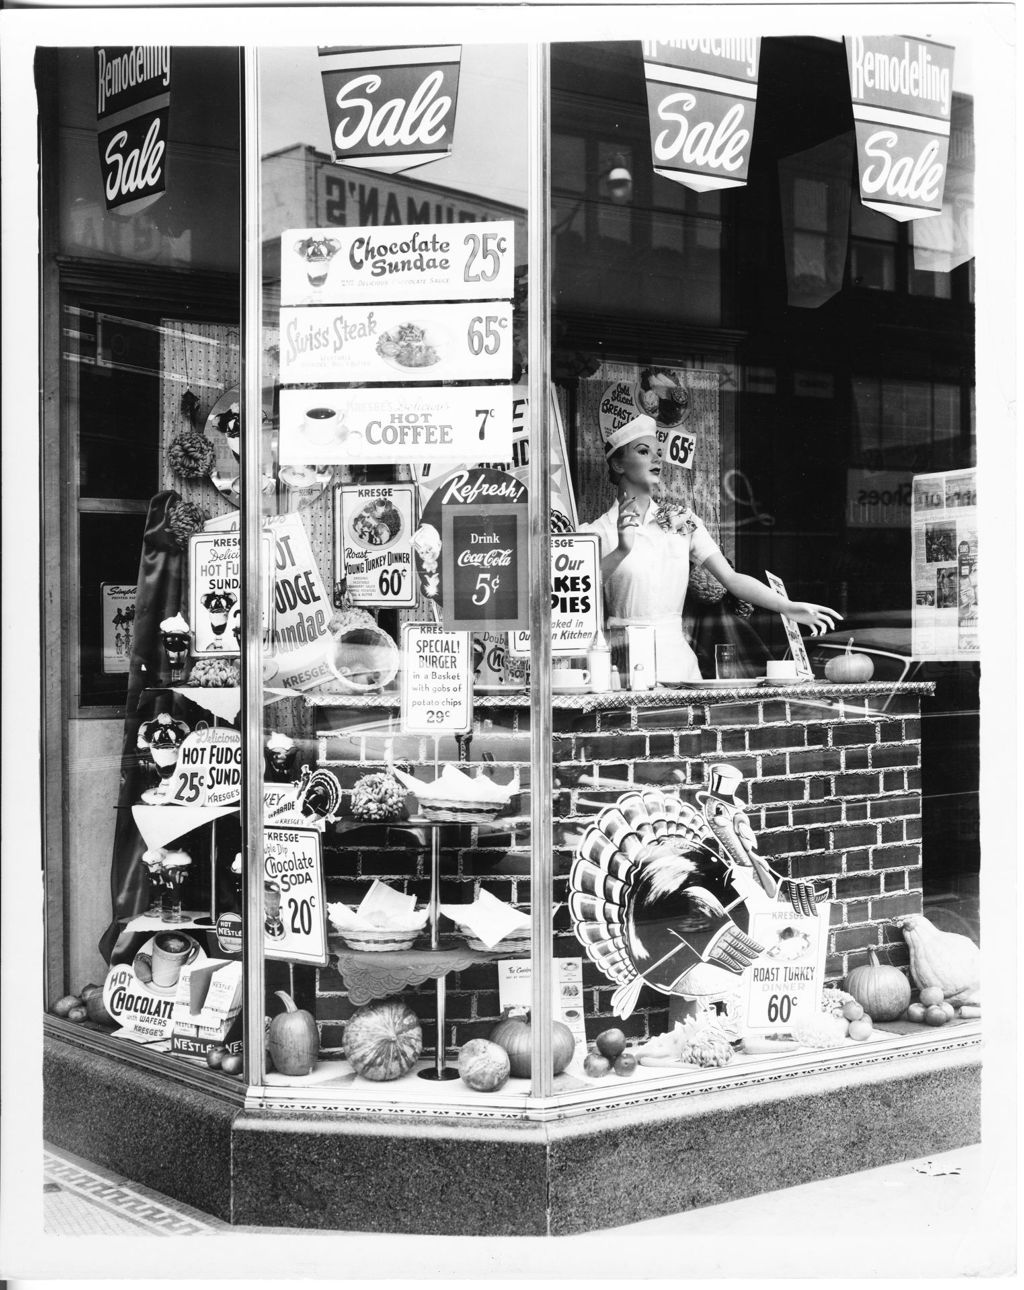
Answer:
206 1044 228 1070
919 986 945 1008
583 1053 612 1079
847 1016 874 1041
923 1004 948 1027
612 1052 638 1077
595 1028 627 1060
220 1052 244 1075
906 1002 927 1023
842 1000 865 1022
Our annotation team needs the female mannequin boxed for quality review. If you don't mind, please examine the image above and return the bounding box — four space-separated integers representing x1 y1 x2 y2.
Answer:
583 415 841 684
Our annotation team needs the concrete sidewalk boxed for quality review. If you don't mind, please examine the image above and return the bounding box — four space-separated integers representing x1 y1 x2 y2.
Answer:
34 1139 1014 1280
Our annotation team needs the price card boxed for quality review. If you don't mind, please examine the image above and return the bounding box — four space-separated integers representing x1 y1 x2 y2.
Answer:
739 903 829 1036
441 502 528 631
335 484 417 607
167 727 242 808
509 533 601 656
281 221 515 306
765 570 814 680
664 428 697 471
263 825 328 966
279 301 514 384
400 622 472 735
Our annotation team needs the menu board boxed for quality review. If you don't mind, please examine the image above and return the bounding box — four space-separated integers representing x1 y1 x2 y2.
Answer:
278 384 514 467
400 623 472 735
911 468 978 658
334 483 417 607
765 570 813 680
279 301 513 385
263 825 329 967
280 221 515 306
441 502 528 632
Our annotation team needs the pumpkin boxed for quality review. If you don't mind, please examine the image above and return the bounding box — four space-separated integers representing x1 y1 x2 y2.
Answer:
80 982 115 1027
844 950 911 1022
824 638 874 683
489 1009 575 1078
894 913 980 1006
458 1038 510 1092
267 990 320 1076
344 997 422 1081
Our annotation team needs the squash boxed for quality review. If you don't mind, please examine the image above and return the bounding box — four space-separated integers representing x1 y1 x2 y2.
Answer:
458 1038 510 1092
489 1009 575 1078
344 997 422 1081
80 982 115 1027
267 990 320 1076
894 913 980 1006
844 950 911 1022
824 638 874 683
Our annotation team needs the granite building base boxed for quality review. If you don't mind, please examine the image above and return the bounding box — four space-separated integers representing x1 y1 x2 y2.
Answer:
45 1032 980 1235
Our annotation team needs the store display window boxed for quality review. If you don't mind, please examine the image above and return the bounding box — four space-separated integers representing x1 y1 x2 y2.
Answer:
36 33 981 1121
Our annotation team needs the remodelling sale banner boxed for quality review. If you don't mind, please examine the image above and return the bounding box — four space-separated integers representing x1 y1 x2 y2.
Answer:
844 35 955 221
278 384 514 467
318 45 461 175
641 38 761 193
95 46 172 216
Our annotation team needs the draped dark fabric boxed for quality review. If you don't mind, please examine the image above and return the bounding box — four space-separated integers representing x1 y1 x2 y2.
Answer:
684 596 773 680
99 491 187 961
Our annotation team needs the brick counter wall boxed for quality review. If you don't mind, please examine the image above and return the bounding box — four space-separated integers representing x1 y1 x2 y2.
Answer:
310 686 928 1056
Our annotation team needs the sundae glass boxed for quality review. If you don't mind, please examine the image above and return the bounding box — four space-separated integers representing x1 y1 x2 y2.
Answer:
160 613 191 682
141 845 192 923
266 732 297 782
264 881 285 939
294 235 342 288
137 712 191 804
142 846 170 917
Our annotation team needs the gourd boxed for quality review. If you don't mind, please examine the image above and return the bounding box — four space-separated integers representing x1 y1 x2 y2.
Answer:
267 990 320 1076
894 913 981 1006
844 950 911 1022
489 1009 575 1078
458 1038 511 1092
80 982 115 1027
344 997 422 1081
824 637 874 683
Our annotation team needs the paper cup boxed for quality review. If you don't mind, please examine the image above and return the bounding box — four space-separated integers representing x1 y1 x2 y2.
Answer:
766 660 799 681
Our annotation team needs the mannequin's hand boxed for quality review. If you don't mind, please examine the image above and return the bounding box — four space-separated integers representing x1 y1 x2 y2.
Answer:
615 496 641 553
786 602 842 636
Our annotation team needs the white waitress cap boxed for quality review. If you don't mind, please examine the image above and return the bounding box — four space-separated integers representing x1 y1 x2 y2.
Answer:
604 413 658 457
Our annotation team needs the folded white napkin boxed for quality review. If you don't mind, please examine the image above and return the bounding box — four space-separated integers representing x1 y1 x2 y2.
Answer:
441 888 531 949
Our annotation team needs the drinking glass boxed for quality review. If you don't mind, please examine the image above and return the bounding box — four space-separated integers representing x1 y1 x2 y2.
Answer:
715 644 741 680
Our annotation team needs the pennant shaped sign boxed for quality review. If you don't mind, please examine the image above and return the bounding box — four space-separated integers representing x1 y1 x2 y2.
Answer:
95 46 172 215
844 36 955 222
318 45 461 175
641 38 761 193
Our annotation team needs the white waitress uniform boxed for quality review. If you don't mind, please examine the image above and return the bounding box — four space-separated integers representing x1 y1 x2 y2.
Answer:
584 500 722 684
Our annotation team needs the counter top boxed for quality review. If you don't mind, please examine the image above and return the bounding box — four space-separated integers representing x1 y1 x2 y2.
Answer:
303 680 935 711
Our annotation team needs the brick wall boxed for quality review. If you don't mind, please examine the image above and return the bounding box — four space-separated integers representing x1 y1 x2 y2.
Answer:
312 688 925 1056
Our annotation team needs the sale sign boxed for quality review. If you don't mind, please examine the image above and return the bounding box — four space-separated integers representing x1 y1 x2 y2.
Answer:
263 826 328 966
845 36 955 221
278 384 514 467
400 623 472 735
335 483 417 607
279 301 514 384
167 727 242 808
641 38 761 193
281 221 514 306
318 45 461 175
508 534 601 656
95 47 172 215
739 903 829 1037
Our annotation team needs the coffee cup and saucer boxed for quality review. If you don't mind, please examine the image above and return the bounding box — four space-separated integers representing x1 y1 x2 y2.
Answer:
302 404 347 447
552 669 592 695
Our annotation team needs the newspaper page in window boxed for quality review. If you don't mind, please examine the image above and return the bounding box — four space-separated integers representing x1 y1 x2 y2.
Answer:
911 468 978 659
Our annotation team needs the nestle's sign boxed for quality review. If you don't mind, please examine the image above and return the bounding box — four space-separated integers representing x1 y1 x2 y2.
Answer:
845 36 955 222
641 38 761 193
318 46 461 175
94 46 171 215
